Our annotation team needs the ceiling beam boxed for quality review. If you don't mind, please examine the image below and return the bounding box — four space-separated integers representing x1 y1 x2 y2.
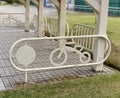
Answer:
31 0 39 7
84 0 100 13
19 0 25 5
50 0 60 8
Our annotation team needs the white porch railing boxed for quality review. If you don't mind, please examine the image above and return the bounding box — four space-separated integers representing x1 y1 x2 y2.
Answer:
9 35 111 82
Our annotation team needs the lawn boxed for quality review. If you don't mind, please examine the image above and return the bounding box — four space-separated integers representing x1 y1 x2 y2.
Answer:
67 13 120 69
1 73 120 98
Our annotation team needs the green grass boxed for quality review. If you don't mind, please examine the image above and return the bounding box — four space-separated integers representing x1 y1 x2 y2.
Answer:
67 13 120 69
1 73 120 98
67 13 95 27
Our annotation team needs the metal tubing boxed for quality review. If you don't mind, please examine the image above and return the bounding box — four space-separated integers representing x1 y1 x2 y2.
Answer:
9 35 111 72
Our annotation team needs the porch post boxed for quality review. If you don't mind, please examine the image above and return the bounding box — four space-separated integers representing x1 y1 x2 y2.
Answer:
38 0 44 37
31 0 39 36
93 0 109 71
84 0 109 71
58 0 66 48
25 0 30 32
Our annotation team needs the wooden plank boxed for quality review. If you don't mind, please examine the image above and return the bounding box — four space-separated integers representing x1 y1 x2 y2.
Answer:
50 0 60 8
58 0 66 48
31 0 39 7
84 0 100 13
19 0 25 5
38 0 44 37
93 0 109 71
25 0 30 32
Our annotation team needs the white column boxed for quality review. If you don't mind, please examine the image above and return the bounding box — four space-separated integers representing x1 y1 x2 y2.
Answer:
58 0 66 48
25 0 30 32
93 0 109 71
38 0 44 37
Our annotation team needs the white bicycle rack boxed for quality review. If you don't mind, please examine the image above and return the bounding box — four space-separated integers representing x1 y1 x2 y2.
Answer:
9 35 111 82
0 13 24 27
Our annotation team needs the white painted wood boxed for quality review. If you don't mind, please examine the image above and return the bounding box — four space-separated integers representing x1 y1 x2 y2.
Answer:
31 0 39 34
38 0 44 37
84 0 109 71
31 0 38 7
93 0 109 71
25 0 30 32
58 0 66 48
50 0 60 8
84 0 100 13
19 0 25 5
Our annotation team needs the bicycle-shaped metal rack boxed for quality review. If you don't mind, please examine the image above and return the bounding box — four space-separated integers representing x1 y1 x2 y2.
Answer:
50 42 91 66
2 13 22 26
9 35 111 82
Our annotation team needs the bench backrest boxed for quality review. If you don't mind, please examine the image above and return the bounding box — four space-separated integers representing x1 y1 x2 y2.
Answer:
68 24 95 51
46 17 69 36
32 16 94 51
32 15 47 36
